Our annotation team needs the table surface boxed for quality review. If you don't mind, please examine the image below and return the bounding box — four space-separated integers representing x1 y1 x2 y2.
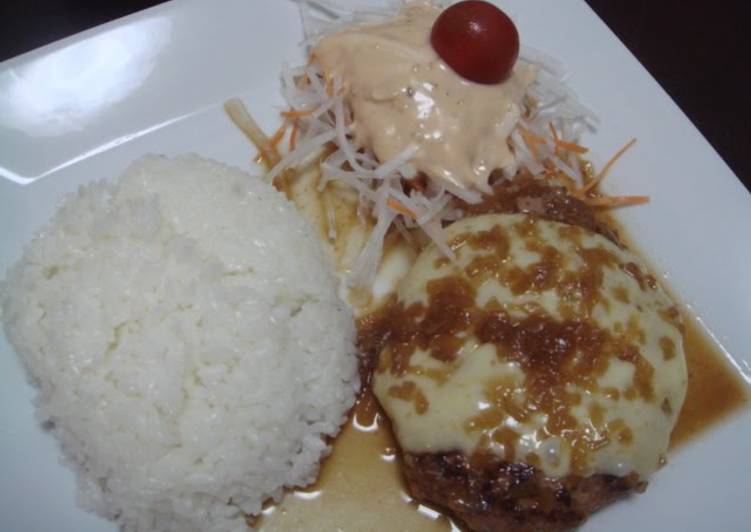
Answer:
1 0 748 193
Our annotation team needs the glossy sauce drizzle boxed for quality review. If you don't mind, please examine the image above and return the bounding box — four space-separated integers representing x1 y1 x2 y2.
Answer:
669 318 747 446
598 213 749 447
258 390 458 532
262 170 748 530
258 309 746 531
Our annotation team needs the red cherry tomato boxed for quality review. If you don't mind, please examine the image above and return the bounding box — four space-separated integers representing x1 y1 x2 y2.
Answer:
430 0 520 84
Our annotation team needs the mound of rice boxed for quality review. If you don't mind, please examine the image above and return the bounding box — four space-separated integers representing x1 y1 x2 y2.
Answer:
0 154 359 532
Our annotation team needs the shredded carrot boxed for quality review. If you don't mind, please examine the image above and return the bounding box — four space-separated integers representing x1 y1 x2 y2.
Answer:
520 127 546 161
548 121 589 156
555 139 589 155
253 124 286 166
583 195 650 207
548 122 560 142
268 124 287 149
386 198 417 219
520 127 547 146
577 138 637 195
289 120 299 151
281 108 315 119
549 122 560 156
255 140 281 165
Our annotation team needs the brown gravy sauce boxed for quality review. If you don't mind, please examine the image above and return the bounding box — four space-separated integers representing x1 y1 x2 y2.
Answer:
599 213 749 448
259 304 747 532
668 311 747 447
259 173 748 530
258 391 459 531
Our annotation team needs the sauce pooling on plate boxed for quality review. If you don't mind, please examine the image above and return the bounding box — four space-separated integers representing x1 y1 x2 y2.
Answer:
314 2 536 191
258 169 749 530
257 320 746 531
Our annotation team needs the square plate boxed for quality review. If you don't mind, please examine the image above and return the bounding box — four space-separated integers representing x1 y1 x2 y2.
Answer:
1 1 749 531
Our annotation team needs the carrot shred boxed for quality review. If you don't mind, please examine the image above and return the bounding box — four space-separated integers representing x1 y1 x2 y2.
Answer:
281 108 315 119
289 120 299 151
268 124 287 149
555 139 589 155
548 122 563 157
253 124 286 166
584 195 650 207
577 138 637 195
548 121 589 156
548 122 560 142
520 127 546 161
520 126 546 145
386 198 417 219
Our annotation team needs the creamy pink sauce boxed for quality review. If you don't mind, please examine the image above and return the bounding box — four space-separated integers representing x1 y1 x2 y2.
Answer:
314 2 536 192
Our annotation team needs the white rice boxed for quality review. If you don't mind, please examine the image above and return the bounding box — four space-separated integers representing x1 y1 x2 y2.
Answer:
0 154 359 532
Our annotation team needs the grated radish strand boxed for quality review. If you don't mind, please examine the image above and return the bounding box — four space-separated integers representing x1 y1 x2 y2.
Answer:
235 1 623 287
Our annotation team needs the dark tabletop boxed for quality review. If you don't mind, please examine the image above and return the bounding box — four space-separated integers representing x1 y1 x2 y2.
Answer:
1 0 748 192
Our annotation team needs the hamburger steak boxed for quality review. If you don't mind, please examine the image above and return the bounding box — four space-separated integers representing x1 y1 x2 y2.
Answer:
363 182 687 531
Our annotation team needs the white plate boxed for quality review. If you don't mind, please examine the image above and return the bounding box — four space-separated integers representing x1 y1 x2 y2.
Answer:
1 1 749 531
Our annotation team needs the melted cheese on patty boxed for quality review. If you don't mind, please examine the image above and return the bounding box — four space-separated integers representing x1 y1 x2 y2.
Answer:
373 214 687 478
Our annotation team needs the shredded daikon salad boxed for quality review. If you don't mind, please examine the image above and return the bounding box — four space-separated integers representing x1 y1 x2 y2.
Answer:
226 0 646 287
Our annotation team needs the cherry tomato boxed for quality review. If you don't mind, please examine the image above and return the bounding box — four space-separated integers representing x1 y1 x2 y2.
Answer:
430 0 520 84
